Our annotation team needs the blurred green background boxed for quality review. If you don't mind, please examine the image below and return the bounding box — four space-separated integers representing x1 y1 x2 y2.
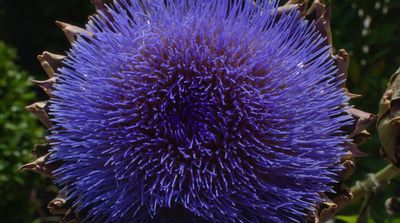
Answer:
0 0 399 222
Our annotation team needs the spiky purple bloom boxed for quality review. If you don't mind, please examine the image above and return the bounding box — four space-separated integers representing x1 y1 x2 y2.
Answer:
49 0 350 222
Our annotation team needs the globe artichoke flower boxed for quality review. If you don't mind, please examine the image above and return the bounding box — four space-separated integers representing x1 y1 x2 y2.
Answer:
22 0 371 222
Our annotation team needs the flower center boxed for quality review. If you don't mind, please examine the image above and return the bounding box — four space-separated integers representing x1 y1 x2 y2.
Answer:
156 74 228 157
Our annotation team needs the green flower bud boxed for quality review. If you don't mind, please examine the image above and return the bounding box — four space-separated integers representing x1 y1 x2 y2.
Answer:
378 67 400 166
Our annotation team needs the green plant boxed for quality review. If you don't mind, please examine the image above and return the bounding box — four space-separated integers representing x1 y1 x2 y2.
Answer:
0 41 49 223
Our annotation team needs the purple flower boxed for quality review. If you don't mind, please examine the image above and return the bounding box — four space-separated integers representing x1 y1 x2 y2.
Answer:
48 0 350 222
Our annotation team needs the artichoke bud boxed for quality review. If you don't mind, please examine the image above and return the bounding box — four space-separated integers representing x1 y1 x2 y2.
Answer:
378 67 400 166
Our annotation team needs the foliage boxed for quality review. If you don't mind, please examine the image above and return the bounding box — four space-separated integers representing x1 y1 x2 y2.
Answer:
0 41 49 223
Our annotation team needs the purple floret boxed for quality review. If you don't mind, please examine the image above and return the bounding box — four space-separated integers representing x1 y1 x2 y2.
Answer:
49 0 351 222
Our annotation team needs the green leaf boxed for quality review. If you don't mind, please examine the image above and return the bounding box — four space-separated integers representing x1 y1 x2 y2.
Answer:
336 215 377 223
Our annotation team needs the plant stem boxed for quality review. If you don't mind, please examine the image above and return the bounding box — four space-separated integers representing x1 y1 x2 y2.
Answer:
320 164 400 222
